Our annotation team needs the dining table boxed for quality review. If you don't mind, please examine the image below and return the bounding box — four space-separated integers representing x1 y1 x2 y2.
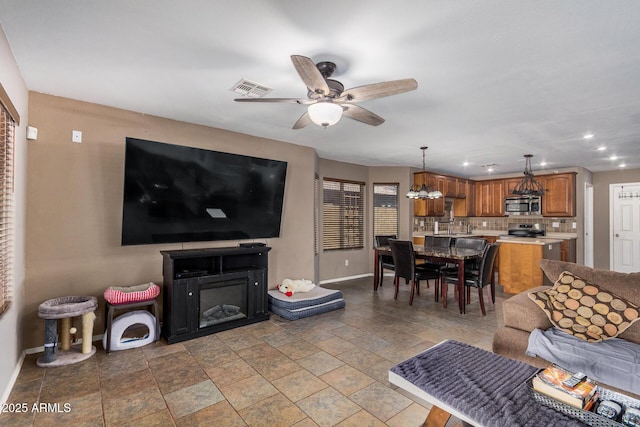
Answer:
373 244 485 314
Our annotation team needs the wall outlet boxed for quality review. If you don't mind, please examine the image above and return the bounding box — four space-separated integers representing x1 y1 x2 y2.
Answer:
345 259 349 266
482 221 487 227
572 222 577 229
552 221 560 228
419 220 424 227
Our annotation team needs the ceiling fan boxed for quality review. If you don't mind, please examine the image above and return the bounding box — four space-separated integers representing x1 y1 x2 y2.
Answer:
234 55 418 129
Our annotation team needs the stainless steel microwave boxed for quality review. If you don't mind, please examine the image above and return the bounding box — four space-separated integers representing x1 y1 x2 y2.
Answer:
504 196 541 215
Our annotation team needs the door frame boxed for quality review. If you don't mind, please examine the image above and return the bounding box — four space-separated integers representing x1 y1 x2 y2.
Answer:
584 183 594 267
609 182 640 272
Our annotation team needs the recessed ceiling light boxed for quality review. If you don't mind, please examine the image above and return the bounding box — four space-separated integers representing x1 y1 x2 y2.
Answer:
487 167 494 173
583 133 594 140
619 163 626 168
539 161 548 167
609 155 618 161
462 161 470 167
597 146 606 151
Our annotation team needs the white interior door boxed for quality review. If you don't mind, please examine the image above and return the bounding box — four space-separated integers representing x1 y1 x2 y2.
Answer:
610 183 640 272
584 183 594 268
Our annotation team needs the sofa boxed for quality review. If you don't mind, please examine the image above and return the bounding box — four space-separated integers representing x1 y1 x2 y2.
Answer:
492 259 640 396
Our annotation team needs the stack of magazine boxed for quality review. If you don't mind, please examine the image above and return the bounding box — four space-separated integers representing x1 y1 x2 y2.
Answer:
532 365 598 410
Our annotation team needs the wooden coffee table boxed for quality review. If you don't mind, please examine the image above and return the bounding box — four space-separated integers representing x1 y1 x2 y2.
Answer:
389 340 585 427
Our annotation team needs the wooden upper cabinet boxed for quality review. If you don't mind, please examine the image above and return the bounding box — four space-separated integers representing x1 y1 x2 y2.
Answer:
540 173 576 217
413 172 427 217
454 180 475 217
504 177 523 197
427 174 445 216
456 178 468 198
475 179 505 217
490 180 505 216
444 176 456 197
412 172 446 217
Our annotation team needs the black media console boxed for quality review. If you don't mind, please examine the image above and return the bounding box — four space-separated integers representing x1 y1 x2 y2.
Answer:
161 246 271 344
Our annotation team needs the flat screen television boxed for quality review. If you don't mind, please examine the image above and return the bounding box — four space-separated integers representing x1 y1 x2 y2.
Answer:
121 137 287 245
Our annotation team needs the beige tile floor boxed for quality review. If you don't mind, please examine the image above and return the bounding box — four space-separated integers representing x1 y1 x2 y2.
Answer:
1 276 506 427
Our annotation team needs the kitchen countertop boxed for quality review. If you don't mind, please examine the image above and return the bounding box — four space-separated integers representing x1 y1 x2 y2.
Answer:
496 237 563 245
413 230 577 239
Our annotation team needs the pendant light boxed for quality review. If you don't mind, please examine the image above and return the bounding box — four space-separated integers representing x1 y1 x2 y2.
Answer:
512 154 545 196
406 146 443 200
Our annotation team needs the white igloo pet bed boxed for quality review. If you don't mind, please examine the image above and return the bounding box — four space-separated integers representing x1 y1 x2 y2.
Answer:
103 310 156 352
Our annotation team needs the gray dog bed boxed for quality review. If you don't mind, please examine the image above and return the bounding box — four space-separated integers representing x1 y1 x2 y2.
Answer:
268 287 345 320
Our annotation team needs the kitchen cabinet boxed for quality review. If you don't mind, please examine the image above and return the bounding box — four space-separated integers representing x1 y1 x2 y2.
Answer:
498 240 561 294
504 177 523 196
540 173 576 217
560 239 576 262
454 180 475 217
427 174 445 216
413 173 428 217
445 176 458 198
475 180 505 217
412 172 445 217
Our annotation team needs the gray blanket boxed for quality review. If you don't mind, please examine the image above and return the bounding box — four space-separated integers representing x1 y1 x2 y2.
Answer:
390 340 584 426
527 327 640 395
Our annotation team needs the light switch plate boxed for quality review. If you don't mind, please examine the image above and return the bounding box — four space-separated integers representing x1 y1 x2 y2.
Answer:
72 130 82 143
26 126 38 140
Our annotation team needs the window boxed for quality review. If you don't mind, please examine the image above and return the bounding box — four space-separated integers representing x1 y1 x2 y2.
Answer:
323 178 365 251
0 84 17 318
373 183 399 237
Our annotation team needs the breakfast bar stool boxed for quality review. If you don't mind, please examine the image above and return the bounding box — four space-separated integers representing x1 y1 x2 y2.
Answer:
103 283 160 353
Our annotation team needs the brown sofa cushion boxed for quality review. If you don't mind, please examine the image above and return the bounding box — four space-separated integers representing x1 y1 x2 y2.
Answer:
538 260 640 345
502 285 553 332
529 271 640 342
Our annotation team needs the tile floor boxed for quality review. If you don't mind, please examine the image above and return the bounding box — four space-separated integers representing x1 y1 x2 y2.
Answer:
1 276 506 427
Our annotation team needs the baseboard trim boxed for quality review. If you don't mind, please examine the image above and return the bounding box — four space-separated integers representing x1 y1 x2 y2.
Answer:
1 350 25 406
319 273 372 285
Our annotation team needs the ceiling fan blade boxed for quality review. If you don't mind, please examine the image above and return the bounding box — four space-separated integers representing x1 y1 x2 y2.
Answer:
291 55 330 96
342 104 385 126
339 78 418 102
292 111 313 129
234 97 314 104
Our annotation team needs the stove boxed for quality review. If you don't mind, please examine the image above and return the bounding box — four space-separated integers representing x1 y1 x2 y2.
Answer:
506 223 546 238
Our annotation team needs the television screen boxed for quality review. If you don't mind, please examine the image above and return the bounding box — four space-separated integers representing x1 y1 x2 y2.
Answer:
121 137 287 245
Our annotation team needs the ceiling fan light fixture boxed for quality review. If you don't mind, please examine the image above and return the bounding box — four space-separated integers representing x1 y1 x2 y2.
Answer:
308 102 343 128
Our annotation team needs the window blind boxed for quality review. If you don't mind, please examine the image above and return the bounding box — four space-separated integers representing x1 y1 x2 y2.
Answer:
323 178 365 251
0 101 15 317
373 183 399 237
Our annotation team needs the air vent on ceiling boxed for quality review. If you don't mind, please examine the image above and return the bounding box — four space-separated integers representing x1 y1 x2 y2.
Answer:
230 79 273 98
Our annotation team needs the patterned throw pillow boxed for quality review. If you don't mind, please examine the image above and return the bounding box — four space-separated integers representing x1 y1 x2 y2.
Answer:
528 271 640 342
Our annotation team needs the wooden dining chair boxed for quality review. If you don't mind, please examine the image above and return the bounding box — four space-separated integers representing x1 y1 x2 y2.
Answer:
441 243 500 315
389 240 440 305
375 234 397 286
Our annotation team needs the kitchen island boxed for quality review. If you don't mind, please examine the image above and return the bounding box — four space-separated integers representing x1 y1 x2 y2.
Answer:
496 237 562 294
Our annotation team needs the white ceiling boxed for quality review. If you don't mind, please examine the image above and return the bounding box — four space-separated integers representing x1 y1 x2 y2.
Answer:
1 0 639 177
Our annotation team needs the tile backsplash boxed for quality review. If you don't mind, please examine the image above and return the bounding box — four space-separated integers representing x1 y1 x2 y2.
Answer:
413 216 577 234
